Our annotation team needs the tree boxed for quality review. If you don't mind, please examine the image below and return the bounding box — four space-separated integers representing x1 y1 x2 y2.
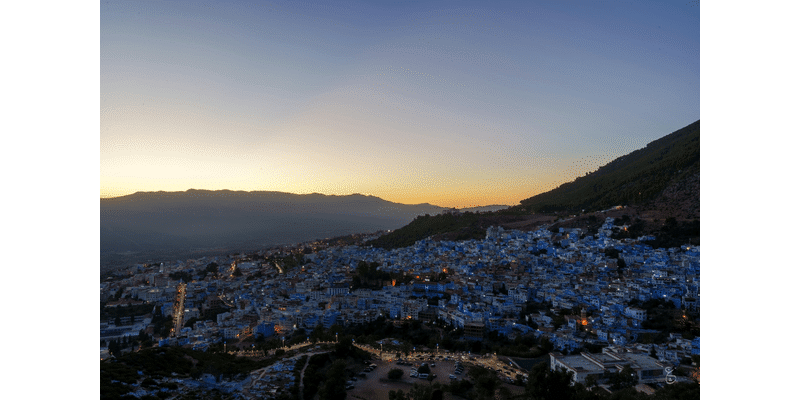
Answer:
497 386 513 400
468 367 501 400
205 263 218 278
605 365 638 391
401 342 412 356
334 340 353 358
108 339 121 357
539 337 554 352
584 374 598 389
388 390 407 400
318 360 348 400
651 382 699 400
525 362 577 400
604 248 620 259
409 383 441 400
388 368 404 380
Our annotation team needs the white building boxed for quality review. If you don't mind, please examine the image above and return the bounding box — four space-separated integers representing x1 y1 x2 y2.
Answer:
550 347 668 385
624 307 647 321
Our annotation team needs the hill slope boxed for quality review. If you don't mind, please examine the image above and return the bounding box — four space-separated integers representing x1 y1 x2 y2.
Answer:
367 121 700 249
517 120 700 214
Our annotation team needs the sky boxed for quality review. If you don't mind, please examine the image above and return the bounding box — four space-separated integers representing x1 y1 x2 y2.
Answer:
101 0 699 208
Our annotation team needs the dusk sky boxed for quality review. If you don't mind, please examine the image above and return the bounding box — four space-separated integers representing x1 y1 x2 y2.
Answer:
101 0 699 208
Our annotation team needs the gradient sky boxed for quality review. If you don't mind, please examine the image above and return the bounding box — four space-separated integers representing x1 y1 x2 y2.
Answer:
101 0 699 208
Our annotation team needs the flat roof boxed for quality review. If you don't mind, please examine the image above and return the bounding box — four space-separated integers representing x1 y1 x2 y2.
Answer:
620 352 666 370
554 354 605 373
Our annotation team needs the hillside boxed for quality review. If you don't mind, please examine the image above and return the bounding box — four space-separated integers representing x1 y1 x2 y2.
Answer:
517 120 700 215
366 212 520 249
367 121 700 249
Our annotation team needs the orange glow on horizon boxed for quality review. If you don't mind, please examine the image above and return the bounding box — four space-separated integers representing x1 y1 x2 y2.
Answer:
100 185 528 209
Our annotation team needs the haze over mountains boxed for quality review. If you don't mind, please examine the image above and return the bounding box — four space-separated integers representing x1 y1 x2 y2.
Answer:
100 190 507 267
101 120 699 268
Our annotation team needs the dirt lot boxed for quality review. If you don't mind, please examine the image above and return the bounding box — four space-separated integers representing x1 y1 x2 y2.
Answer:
345 356 525 400
347 357 463 400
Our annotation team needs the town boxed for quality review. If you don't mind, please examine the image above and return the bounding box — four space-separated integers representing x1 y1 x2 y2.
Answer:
101 216 699 399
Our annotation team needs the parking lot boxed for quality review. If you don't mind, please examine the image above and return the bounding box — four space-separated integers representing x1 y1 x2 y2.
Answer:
346 355 468 400
345 353 527 400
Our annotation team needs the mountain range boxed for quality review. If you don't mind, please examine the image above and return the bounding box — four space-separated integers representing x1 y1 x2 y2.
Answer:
101 120 699 266
100 190 507 267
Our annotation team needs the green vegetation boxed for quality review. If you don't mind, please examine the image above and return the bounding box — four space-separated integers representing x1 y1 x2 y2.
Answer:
317 359 349 400
280 253 305 271
604 365 639 391
517 120 700 213
388 368 404 380
169 271 193 282
301 341 371 400
467 366 504 400
101 346 290 399
627 298 699 342
525 363 595 400
367 212 486 249
352 260 414 289
642 219 700 248
101 303 153 323
389 383 446 400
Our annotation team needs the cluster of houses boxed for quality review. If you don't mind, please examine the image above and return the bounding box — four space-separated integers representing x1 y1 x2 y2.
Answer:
102 217 699 369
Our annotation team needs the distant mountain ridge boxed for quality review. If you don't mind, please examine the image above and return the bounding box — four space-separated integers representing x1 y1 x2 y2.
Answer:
101 190 448 267
102 120 699 264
